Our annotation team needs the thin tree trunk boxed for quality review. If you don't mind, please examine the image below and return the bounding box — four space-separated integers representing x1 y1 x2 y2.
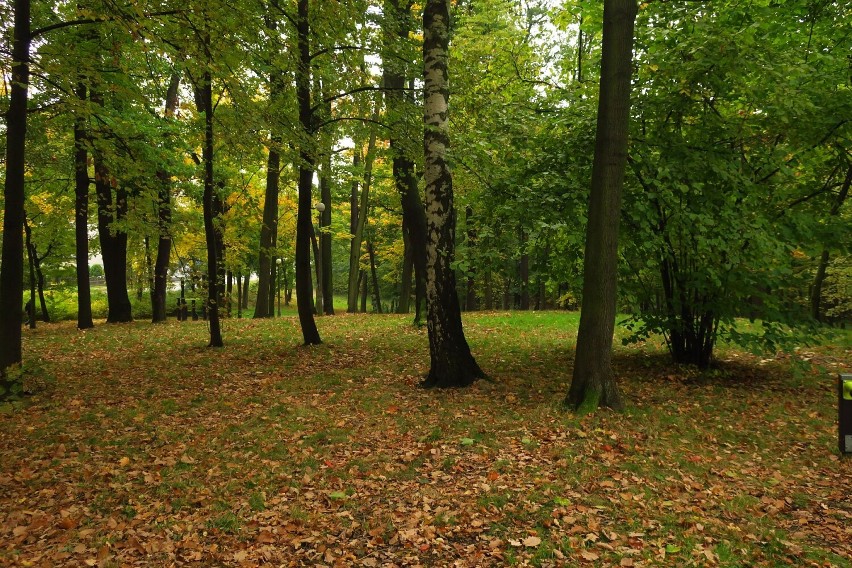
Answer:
255 10 283 319
368 240 383 313
236 273 243 318
242 273 250 309
320 153 334 314
810 165 850 321
74 82 94 330
398 227 413 313
295 0 321 345
0 0 29 379
359 269 368 312
92 84 132 324
195 70 223 347
348 121 379 312
465 206 477 311
226 270 233 318
34 249 49 322
565 0 637 413
25 221 37 329
383 0 428 324
152 73 180 323
519 250 530 310
311 224 322 314
421 0 483 388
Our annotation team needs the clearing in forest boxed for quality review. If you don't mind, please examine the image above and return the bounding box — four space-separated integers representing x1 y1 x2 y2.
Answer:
1 312 850 567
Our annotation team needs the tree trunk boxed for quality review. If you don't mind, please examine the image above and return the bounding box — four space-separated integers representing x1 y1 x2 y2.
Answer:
421 0 484 388
195 70 224 347
383 0 428 324
519 249 530 310
565 0 637 412
348 123 379 312
34 250 49 322
25 221 37 329
91 83 132 324
255 10 283 319
226 270 233 318
398 228 413 313
152 73 180 323
74 83 94 330
810 165 851 321
295 0 321 345
464 206 477 311
320 153 334 314
0 0 29 380
368 240 383 313
311 224 322 315
359 269 368 312
254 142 280 318
242 273 250 309
236 273 243 318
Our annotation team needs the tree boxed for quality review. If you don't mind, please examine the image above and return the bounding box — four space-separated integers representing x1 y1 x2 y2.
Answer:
0 0 30 384
565 0 637 412
74 82 95 330
383 0 427 323
253 7 286 320
347 122 378 314
293 0 321 345
619 0 851 366
421 0 484 388
152 73 181 323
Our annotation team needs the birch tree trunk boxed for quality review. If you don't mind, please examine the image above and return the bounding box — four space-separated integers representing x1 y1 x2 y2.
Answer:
421 0 483 388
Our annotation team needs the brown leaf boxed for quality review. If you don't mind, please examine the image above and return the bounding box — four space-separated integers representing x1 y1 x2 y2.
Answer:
523 536 542 547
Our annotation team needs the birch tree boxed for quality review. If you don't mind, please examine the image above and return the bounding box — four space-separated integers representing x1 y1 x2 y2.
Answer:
421 0 484 388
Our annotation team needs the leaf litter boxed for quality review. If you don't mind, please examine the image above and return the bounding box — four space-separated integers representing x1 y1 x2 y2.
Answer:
0 314 850 567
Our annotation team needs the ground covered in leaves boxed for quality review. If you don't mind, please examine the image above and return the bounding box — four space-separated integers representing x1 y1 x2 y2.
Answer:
1 312 850 567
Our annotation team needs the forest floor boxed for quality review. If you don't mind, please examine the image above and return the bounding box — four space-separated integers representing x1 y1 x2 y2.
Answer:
1 312 850 567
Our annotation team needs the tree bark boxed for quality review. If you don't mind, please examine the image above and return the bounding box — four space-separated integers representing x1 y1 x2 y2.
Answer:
91 84 132 324
398 227 413 313
359 269 368 312
347 123 378 313
74 82 94 330
152 73 180 323
368 240 383 313
320 153 334 314
195 70 224 347
311 224 322 314
25 221 37 329
0 0 29 381
565 0 637 412
810 165 851 321
294 0 321 345
34 247 49 322
243 272 251 309
421 0 483 388
383 0 428 324
254 138 280 318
